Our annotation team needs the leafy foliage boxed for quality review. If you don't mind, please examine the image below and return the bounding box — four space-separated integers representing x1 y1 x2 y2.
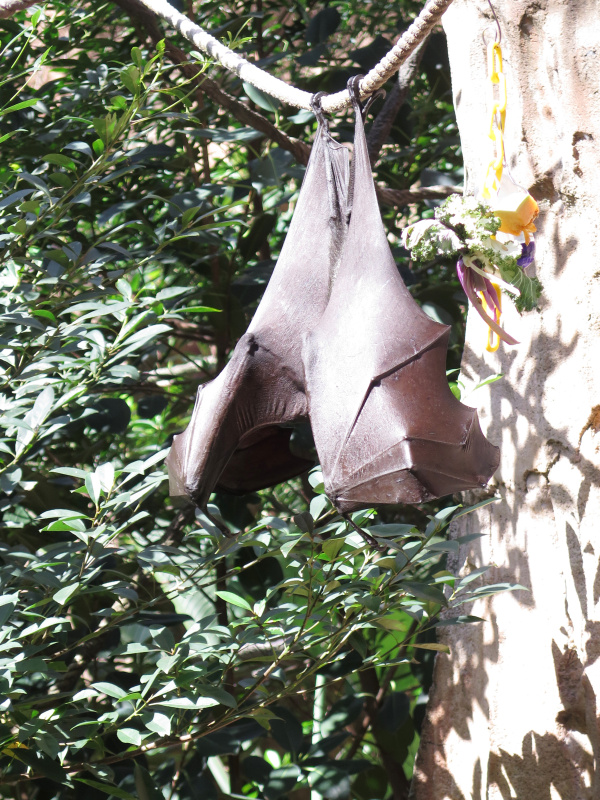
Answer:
0 2 511 798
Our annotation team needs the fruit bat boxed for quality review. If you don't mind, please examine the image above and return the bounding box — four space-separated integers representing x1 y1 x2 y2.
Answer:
167 81 499 517
166 97 349 508
303 78 499 513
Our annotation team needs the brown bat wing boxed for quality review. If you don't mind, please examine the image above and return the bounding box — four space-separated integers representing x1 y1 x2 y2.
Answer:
166 118 350 508
303 81 499 513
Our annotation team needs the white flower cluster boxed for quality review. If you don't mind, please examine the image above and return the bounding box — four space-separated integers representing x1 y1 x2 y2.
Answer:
401 195 541 312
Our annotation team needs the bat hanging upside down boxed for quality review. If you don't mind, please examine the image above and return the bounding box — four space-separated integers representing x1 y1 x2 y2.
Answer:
166 78 499 520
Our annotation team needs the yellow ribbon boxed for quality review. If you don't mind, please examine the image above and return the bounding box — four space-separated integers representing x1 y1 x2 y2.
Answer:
481 283 502 352
480 42 507 351
482 41 507 201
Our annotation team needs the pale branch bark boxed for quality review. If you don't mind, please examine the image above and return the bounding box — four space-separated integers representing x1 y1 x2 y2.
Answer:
131 0 455 112
367 40 427 165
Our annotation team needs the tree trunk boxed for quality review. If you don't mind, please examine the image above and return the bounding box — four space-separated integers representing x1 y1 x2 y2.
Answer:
412 1 600 798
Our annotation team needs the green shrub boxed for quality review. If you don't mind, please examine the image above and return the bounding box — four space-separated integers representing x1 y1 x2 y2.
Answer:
0 3 510 797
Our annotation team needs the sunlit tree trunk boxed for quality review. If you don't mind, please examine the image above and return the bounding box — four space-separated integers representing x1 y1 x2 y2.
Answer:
412 1 600 797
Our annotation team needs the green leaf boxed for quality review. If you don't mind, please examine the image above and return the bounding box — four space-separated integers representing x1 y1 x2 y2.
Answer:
426 540 460 554
131 47 144 71
117 727 143 746
91 113 117 144
322 538 344 561
472 374 504 391
180 206 200 226
411 642 451 653
53 584 78 606
11 750 66 783
145 712 171 737
243 82 280 112
96 462 115 492
19 617 68 638
375 617 407 632
401 581 447 606
309 493 329 520
452 497 499 519
42 154 77 171
196 685 237 708
85 472 102 506
176 306 221 314
28 386 55 430
93 682 128 700
134 764 164 800
215 590 252 612
31 309 56 323
0 595 18 626
49 467 89 480
0 98 38 116
75 779 137 800
456 566 489 587
121 65 141 94
152 697 208 710
369 523 416 537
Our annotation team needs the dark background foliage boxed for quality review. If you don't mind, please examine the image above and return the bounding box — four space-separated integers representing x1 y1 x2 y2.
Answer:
0 2 503 798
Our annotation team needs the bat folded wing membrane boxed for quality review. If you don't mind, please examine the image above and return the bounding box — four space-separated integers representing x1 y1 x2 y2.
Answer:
166 123 350 507
303 83 499 513
168 83 499 517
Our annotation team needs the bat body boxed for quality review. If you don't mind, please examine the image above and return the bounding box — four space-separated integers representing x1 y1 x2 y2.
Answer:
167 83 499 515
303 84 499 512
166 116 349 508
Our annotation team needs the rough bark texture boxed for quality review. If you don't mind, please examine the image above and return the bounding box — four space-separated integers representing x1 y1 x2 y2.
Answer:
412 1 600 798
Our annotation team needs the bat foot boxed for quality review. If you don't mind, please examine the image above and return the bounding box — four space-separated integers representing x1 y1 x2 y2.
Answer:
342 513 386 552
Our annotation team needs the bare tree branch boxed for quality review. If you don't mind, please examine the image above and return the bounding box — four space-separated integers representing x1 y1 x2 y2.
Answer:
376 184 459 205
